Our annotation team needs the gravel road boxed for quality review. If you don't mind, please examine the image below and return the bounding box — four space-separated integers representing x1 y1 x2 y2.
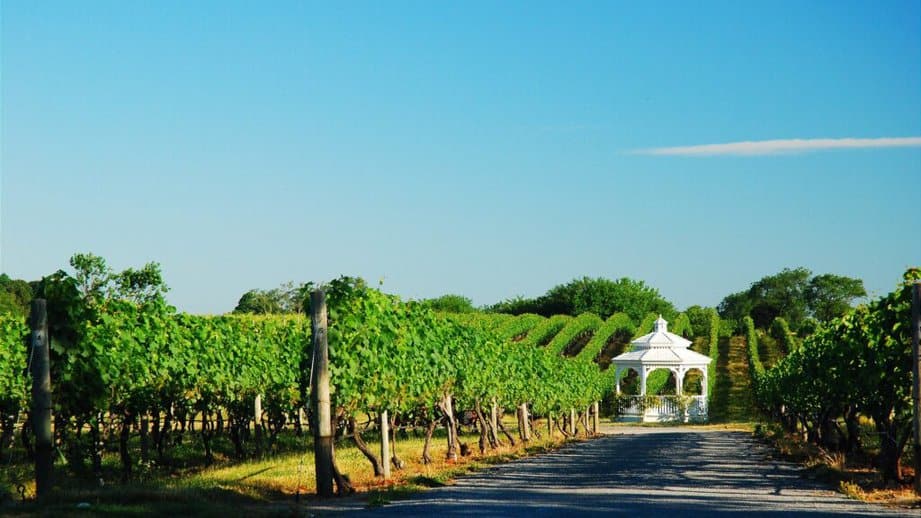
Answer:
359 425 911 517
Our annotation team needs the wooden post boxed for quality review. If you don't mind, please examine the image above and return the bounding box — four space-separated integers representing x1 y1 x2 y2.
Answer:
911 281 921 495
569 408 576 436
518 403 531 441
380 411 391 479
490 400 499 443
592 401 600 434
254 394 263 450
310 290 334 497
30 299 52 500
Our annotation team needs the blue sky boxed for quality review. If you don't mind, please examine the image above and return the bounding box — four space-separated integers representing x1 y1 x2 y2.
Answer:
2 1 919 314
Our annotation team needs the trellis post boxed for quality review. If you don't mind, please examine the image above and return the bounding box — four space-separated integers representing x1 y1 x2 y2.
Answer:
30 299 53 500
311 290 334 497
911 281 920 495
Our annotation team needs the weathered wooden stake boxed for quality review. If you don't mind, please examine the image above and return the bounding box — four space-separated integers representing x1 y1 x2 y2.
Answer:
518 403 531 441
310 290 334 497
911 281 921 495
254 394 263 450
592 401 600 434
569 408 576 436
380 411 391 479
490 400 499 443
30 299 52 500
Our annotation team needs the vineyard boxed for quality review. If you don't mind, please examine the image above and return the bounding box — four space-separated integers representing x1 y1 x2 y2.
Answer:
1 276 627 500
1 266 919 507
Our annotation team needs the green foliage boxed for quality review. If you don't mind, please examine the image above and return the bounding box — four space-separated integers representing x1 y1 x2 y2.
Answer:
545 312 602 356
718 268 865 332
685 305 716 337
805 274 866 322
744 315 765 380
490 277 676 322
577 312 634 363
234 289 283 314
234 282 310 315
707 312 720 399
633 312 658 338
0 314 28 435
495 313 545 341
444 312 513 333
756 268 920 480
669 312 692 337
769 317 798 353
519 314 571 348
0 274 33 317
419 294 477 313
2 261 614 471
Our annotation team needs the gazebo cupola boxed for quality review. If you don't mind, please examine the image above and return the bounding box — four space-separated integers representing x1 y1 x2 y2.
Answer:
612 315 713 422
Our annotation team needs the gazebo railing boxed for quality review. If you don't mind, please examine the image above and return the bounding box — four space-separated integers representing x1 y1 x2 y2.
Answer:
617 395 708 422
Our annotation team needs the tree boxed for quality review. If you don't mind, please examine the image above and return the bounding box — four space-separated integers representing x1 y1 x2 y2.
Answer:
684 305 716 337
420 294 476 313
805 274 866 322
234 290 283 314
233 282 312 315
70 252 110 304
114 263 169 305
0 274 33 317
747 267 811 330
718 268 866 332
68 252 169 307
489 277 675 322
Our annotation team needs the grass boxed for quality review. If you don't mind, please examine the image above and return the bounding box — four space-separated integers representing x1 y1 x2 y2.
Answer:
709 336 756 422
755 422 920 510
1 417 587 516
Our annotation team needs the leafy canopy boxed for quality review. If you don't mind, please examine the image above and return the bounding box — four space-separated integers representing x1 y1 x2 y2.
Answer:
718 267 865 331
489 276 675 322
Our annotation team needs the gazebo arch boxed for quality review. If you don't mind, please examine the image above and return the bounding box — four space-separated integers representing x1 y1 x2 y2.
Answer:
612 316 712 422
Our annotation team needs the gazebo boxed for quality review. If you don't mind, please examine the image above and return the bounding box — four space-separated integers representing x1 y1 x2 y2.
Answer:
612 316 712 422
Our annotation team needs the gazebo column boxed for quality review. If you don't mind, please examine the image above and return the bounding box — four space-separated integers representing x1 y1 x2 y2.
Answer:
674 368 684 395
615 367 622 395
702 369 708 397
640 367 648 396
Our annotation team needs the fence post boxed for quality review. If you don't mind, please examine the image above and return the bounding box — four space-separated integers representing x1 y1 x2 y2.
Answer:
310 290 334 497
911 281 920 496
380 411 391 479
592 401 600 434
30 299 52 500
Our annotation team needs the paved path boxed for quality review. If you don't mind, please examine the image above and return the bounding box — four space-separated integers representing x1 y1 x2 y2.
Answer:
360 426 910 517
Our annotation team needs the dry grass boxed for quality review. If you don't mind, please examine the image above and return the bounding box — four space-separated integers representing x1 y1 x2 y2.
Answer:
756 423 920 511
1 418 586 515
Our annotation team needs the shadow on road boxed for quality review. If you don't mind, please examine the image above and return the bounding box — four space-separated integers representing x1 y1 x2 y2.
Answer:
362 429 902 517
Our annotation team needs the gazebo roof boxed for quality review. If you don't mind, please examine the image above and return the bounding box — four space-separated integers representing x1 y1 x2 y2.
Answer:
613 316 712 366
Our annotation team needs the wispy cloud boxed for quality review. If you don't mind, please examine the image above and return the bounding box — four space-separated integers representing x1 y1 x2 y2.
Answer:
632 137 921 156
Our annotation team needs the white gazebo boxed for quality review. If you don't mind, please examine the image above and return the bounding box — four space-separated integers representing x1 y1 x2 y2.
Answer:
612 316 712 422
